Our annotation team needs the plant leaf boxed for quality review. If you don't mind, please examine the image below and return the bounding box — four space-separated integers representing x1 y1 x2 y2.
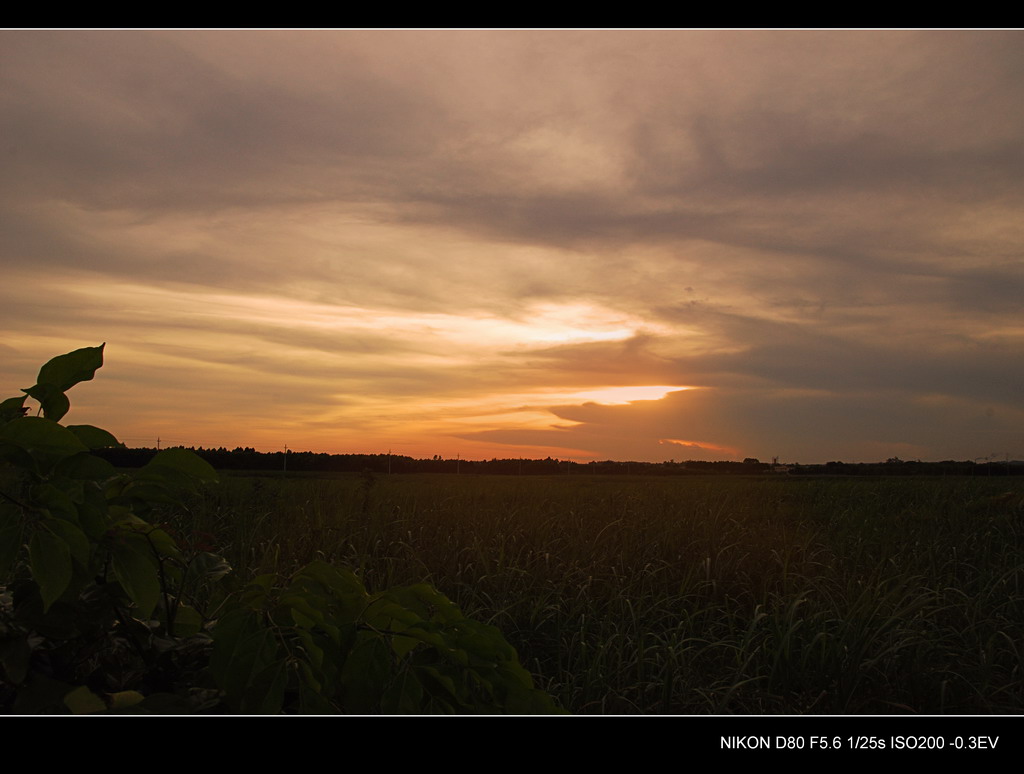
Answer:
142 448 219 485
66 424 123 449
107 690 145 710
29 525 72 611
54 451 118 481
111 537 161 619
64 685 108 715
169 604 203 637
47 518 91 568
35 344 105 392
0 503 24 580
0 416 88 468
0 396 28 423
21 383 70 422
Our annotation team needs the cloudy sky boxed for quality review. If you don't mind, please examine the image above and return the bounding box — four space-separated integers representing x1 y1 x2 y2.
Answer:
2 30 1022 463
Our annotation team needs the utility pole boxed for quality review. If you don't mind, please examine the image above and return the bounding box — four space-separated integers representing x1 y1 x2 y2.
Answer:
388 449 392 475
156 436 161 450
456 452 460 475
283 444 288 476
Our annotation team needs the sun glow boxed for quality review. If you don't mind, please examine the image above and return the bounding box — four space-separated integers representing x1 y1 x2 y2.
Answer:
660 438 738 455
426 386 693 426
59 283 655 352
566 385 693 405
42 280 695 458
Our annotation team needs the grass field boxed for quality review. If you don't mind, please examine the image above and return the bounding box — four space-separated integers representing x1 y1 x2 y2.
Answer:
172 472 1023 714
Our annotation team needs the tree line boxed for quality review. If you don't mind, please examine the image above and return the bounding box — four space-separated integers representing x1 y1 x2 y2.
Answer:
91 447 1023 477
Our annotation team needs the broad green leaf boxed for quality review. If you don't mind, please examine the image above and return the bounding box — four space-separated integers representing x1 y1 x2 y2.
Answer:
54 452 118 481
143 526 181 560
450 619 517 663
388 621 448 654
339 633 392 713
290 607 317 630
47 518 90 568
362 596 422 632
111 539 161 619
0 417 88 468
35 344 105 392
281 594 323 629
210 610 284 712
66 424 122 449
211 609 278 661
31 484 77 521
416 665 462 706
0 441 34 471
64 685 107 714
21 383 70 422
502 679 563 714
386 583 463 623
382 669 425 713
297 560 366 598
293 561 368 619
245 660 288 715
168 604 203 637
117 481 178 506
111 512 158 530
29 526 72 611
209 609 250 675
76 498 113 539
391 634 424 659
0 396 27 423
107 690 145 710
235 579 272 608
297 661 335 714
295 629 326 670
249 573 278 591
142 448 219 485
0 503 24 580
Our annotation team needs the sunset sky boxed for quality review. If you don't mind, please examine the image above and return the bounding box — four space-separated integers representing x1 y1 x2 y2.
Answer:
2 30 1022 463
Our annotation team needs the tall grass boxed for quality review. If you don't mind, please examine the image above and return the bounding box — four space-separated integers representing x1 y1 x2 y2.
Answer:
174 473 1024 713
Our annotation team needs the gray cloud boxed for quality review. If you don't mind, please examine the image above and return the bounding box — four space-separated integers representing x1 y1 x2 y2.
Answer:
3 30 1023 461
463 384 1020 463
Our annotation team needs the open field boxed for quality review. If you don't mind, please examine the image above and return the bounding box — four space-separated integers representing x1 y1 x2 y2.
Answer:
172 473 1024 714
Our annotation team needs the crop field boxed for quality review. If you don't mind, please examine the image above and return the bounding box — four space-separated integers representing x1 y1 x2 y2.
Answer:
173 472 1024 714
